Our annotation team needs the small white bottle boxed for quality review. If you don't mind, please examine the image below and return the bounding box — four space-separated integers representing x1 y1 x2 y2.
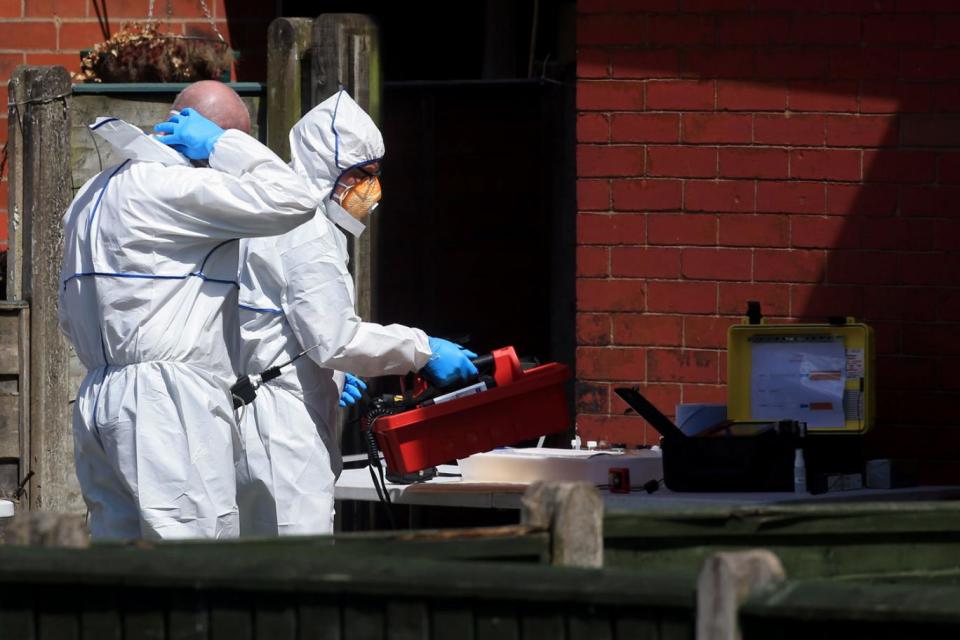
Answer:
571 435 581 450
794 448 807 493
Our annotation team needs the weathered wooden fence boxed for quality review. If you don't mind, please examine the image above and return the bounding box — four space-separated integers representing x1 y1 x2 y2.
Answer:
0 301 28 501
6 500 960 639
0 546 697 640
604 501 960 581
6 487 960 639
4 66 75 513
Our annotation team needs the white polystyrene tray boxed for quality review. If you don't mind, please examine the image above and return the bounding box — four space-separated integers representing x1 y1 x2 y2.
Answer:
458 447 663 487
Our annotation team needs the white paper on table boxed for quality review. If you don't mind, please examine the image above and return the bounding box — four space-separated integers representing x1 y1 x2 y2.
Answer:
750 339 846 428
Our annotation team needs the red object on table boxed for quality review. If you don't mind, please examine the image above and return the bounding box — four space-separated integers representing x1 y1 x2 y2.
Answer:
372 346 571 474
608 467 631 493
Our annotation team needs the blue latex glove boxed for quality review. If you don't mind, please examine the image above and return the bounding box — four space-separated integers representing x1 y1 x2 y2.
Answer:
422 337 479 387
339 373 367 407
153 107 225 160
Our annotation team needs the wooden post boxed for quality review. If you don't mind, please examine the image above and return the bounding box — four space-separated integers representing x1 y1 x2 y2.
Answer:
696 550 786 640
521 481 603 568
311 13 382 324
266 18 313 161
19 66 80 512
6 70 28 301
310 14 382 456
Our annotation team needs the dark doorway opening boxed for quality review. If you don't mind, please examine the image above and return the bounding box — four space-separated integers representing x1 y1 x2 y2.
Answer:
282 0 577 370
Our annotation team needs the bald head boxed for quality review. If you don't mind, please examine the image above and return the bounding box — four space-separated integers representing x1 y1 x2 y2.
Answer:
172 81 251 134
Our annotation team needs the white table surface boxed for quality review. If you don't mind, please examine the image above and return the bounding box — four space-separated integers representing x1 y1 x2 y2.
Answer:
335 465 960 511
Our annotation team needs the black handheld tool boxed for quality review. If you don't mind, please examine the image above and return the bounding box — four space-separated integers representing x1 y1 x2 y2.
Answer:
230 366 283 409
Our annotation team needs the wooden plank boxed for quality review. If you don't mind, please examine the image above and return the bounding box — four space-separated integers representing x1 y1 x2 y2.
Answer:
167 591 209 640
612 615 660 640
36 601 80 640
608 541 960 582
430 605 474 640
605 502 960 539
80 588 121 640
385 601 428 640
605 503 960 580
657 615 692 640
7 69 27 301
254 598 297 640
0 459 18 497
741 579 960 624
474 605 518 640
342 602 384 640
518 610 565 640
0 312 20 373
21 66 81 513
18 305 30 506
123 604 166 640
0 586 36 640
169 527 549 564
266 18 313 161
210 600 252 640
0 393 19 458
0 546 696 610
568 613 613 640
298 595 342 640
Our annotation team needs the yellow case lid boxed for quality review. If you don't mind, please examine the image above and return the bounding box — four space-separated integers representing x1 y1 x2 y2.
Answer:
726 320 875 434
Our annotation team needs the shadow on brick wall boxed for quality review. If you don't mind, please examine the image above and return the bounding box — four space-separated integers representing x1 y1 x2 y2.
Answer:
577 2 960 453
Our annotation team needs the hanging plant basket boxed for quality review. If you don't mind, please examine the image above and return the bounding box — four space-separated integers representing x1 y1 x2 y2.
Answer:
73 23 234 83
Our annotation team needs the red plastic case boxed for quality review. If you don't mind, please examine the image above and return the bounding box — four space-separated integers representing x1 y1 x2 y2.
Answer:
372 347 572 474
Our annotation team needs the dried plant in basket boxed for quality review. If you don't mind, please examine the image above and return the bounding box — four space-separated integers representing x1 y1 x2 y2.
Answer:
73 23 234 83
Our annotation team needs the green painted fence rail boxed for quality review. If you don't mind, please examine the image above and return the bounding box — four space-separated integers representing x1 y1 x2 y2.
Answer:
740 580 960 639
111 524 553 565
0 544 696 640
604 501 960 581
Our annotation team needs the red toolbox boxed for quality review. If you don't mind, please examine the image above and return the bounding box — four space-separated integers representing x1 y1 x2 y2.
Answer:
370 347 571 474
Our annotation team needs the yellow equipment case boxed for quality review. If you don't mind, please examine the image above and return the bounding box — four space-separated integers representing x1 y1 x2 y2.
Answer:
615 305 874 493
727 317 875 434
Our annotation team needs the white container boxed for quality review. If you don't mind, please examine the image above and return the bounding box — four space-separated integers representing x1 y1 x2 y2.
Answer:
0 499 14 519
459 447 663 488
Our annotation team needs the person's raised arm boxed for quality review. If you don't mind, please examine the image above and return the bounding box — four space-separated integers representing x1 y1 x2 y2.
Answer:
141 108 317 239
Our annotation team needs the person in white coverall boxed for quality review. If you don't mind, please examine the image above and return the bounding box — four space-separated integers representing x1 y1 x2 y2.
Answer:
235 90 477 536
59 81 317 540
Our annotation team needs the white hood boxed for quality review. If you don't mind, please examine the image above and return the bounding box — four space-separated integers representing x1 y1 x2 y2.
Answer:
289 90 384 205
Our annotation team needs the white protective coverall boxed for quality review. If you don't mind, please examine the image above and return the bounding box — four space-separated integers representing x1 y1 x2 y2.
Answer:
59 118 317 540
236 91 433 536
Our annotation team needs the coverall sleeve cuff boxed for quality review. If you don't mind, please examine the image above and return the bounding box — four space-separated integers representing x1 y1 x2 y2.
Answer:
411 327 433 371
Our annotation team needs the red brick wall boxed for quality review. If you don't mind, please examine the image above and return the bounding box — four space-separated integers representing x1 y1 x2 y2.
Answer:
0 0 276 251
576 0 960 445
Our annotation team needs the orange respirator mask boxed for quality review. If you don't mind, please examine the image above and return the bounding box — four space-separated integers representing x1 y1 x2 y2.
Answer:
335 175 382 220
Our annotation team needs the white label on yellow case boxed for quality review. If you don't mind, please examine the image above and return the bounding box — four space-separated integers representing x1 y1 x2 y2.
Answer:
846 349 865 378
